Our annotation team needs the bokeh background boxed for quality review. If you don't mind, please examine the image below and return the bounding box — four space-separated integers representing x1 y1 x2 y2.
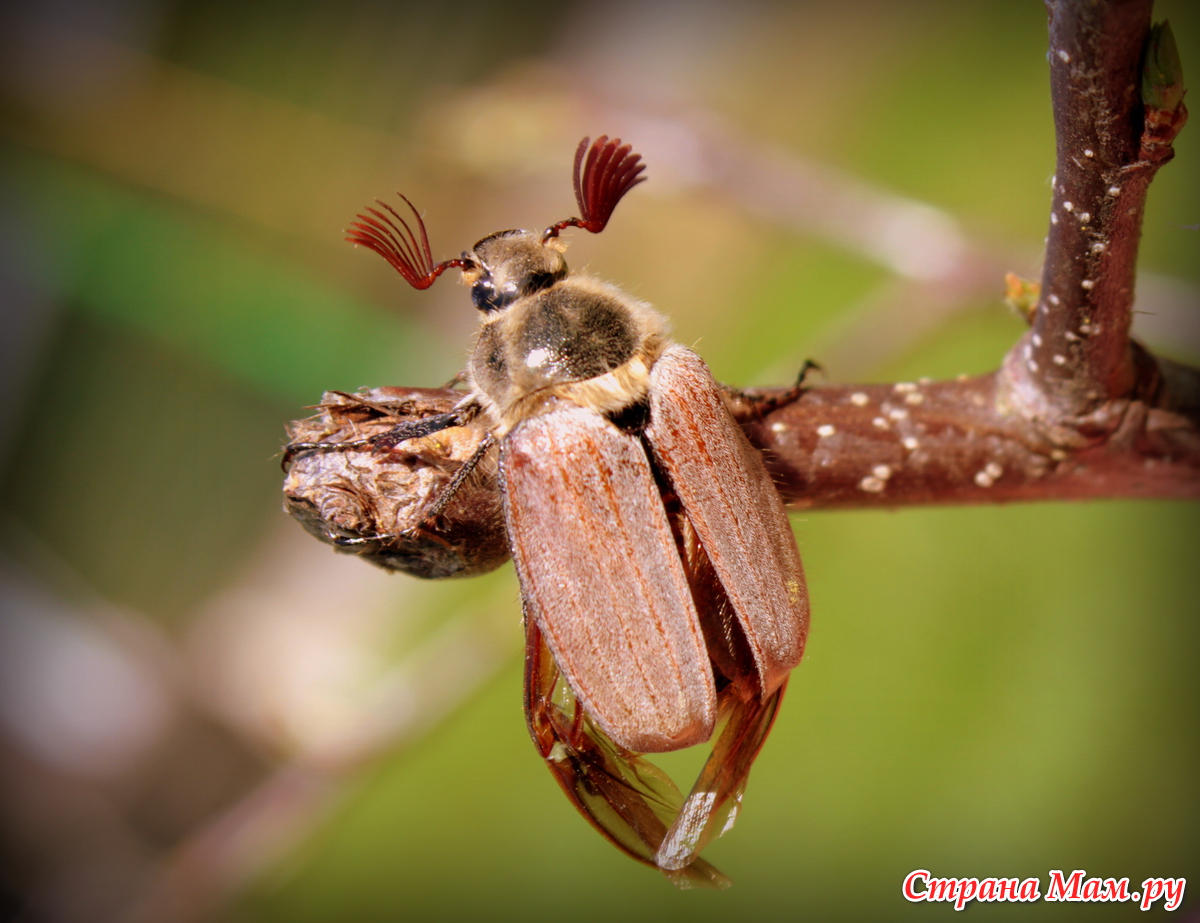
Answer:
1 1 1197 921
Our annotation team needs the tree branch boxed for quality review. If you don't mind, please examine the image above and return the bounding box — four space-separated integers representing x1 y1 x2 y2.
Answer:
733 0 1197 509
285 0 1197 559
1004 1 1189 430
1029 0 1156 410
732 373 1200 509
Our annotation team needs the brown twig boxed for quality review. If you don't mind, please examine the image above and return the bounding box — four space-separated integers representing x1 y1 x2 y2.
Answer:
732 0 1198 507
734 374 1200 508
298 0 1199 512
289 0 1200 526
1007 1 1190 428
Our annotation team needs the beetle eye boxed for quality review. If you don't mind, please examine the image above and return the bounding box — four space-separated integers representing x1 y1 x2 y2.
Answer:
471 273 519 313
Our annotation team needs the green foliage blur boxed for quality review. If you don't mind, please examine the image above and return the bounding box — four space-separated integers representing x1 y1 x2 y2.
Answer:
0 0 1196 920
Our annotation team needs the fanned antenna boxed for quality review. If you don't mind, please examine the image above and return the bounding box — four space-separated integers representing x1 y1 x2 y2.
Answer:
346 193 465 289
544 135 646 239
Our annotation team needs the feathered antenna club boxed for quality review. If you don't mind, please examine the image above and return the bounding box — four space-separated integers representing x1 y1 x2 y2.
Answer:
544 135 646 239
345 193 466 290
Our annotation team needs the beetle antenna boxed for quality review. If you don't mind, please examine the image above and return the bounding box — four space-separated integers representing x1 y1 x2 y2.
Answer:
347 193 466 289
544 135 646 240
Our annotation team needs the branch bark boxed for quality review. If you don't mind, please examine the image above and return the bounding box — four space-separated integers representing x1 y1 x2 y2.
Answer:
1031 0 1156 410
733 372 1200 509
734 0 1197 509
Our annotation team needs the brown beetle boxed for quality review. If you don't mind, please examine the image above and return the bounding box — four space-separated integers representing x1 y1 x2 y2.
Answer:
285 137 809 888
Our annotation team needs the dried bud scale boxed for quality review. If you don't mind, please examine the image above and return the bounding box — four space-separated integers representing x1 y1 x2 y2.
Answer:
283 388 507 579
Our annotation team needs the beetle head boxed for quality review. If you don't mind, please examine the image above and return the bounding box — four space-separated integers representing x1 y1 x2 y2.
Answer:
460 229 568 314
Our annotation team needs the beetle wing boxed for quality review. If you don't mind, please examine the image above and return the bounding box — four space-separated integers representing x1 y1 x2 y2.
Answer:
524 617 731 890
656 680 786 870
646 345 809 695
502 405 717 753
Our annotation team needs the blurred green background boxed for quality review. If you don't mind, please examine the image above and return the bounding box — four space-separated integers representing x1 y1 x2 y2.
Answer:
0 1 1196 921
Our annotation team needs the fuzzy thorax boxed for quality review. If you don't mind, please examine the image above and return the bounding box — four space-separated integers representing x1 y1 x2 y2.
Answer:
466 273 669 435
